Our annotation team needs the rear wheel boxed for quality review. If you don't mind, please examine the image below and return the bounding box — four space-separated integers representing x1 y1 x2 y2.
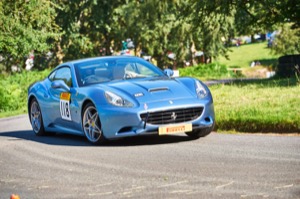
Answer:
186 122 215 139
82 103 106 144
29 99 46 136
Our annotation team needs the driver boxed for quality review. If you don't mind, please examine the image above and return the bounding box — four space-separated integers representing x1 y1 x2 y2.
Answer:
112 65 125 80
82 67 95 84
84 68 94 77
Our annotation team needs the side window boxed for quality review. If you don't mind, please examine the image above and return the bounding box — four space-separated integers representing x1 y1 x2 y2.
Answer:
49 67 72 87
48 70 56 81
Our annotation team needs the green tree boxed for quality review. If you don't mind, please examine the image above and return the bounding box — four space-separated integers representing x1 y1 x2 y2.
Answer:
233 0 300 41
54 0 95 63
232 0 300 57
272 24 300 55
112 0 181 68
113 0 233 68
179 0 235 64
54 0 126 63
0 0 60 72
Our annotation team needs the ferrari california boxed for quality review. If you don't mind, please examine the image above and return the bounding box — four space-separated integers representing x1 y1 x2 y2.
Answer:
28 56 215 144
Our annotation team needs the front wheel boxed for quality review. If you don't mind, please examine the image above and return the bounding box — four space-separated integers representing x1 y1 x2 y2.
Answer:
82 103 106 144
186 122 215 139
29 99 46 136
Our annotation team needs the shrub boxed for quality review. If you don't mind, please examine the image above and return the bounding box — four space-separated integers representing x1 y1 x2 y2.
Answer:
179 63 242 80
0 69 50 114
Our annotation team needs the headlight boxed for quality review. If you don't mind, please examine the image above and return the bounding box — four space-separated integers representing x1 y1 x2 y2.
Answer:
195 81 207 98
105 91 134 107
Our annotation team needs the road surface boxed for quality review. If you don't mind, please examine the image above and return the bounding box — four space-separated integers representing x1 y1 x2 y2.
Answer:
0 115 299 199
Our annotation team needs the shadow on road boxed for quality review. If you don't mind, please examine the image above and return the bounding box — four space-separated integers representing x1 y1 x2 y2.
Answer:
0 130 197 147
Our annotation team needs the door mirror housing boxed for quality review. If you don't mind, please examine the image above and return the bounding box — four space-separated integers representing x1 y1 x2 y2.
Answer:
164 69 174 77
51 80 70 92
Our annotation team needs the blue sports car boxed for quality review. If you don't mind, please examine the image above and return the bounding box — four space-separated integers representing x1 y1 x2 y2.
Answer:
28 56 215 144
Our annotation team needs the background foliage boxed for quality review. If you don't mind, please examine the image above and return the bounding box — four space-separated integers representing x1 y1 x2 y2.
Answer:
0 0 59 71
271 24 300 55
0 0 299 72
0 69 50 114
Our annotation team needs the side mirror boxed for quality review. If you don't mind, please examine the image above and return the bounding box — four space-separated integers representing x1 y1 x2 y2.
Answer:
51 80 70 92
164 69 174 77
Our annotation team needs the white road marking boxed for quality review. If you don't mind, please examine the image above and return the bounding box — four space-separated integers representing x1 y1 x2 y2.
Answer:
124 186 146 191
88 191 113 196
274 184 293 189
122 191 132 195
241 193 269 198
37 185 50 189
158 180 188 188
258 193 270 198
95 183 113 187
216 181 234 189
170 190 192 193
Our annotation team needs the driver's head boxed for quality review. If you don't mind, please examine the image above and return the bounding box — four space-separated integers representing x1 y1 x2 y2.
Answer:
85 68 94 76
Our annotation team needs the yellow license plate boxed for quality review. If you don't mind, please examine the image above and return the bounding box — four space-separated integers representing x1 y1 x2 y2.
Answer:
159 124 192 135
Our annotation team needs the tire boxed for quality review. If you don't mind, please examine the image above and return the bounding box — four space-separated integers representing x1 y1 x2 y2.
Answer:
29 99 46 136
82 103 106 144
186 122 215 139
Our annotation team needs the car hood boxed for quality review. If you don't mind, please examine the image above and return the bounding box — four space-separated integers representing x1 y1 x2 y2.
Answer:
106 78 196 103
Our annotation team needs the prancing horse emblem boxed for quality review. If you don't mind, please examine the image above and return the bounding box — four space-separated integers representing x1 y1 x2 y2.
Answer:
171 112 177 120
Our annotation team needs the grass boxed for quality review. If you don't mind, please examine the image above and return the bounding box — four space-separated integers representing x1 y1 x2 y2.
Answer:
210 78 300 133
179 62 243 81
0 109 27 118
216 42 279 68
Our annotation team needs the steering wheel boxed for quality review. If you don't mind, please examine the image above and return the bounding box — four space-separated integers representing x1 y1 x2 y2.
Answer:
84 75 100 84
124 72 133 79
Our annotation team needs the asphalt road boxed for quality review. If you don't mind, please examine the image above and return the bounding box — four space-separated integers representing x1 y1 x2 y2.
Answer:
0 115 299 199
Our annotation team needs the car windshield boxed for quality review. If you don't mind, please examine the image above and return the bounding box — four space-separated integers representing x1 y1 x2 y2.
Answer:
74 57 166 87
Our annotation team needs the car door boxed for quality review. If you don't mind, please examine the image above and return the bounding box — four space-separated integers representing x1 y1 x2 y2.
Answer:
48 66 74 128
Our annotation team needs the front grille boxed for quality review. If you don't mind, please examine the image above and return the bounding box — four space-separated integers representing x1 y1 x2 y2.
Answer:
140 107 203 125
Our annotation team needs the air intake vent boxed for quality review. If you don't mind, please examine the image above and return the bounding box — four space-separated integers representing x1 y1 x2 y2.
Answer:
140 107 204 125
148 87 169 92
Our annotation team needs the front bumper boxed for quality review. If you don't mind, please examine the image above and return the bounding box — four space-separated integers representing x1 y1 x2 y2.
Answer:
98 98 215 139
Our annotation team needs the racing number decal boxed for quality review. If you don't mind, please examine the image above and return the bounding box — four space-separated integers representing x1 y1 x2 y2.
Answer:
60 92 72 121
